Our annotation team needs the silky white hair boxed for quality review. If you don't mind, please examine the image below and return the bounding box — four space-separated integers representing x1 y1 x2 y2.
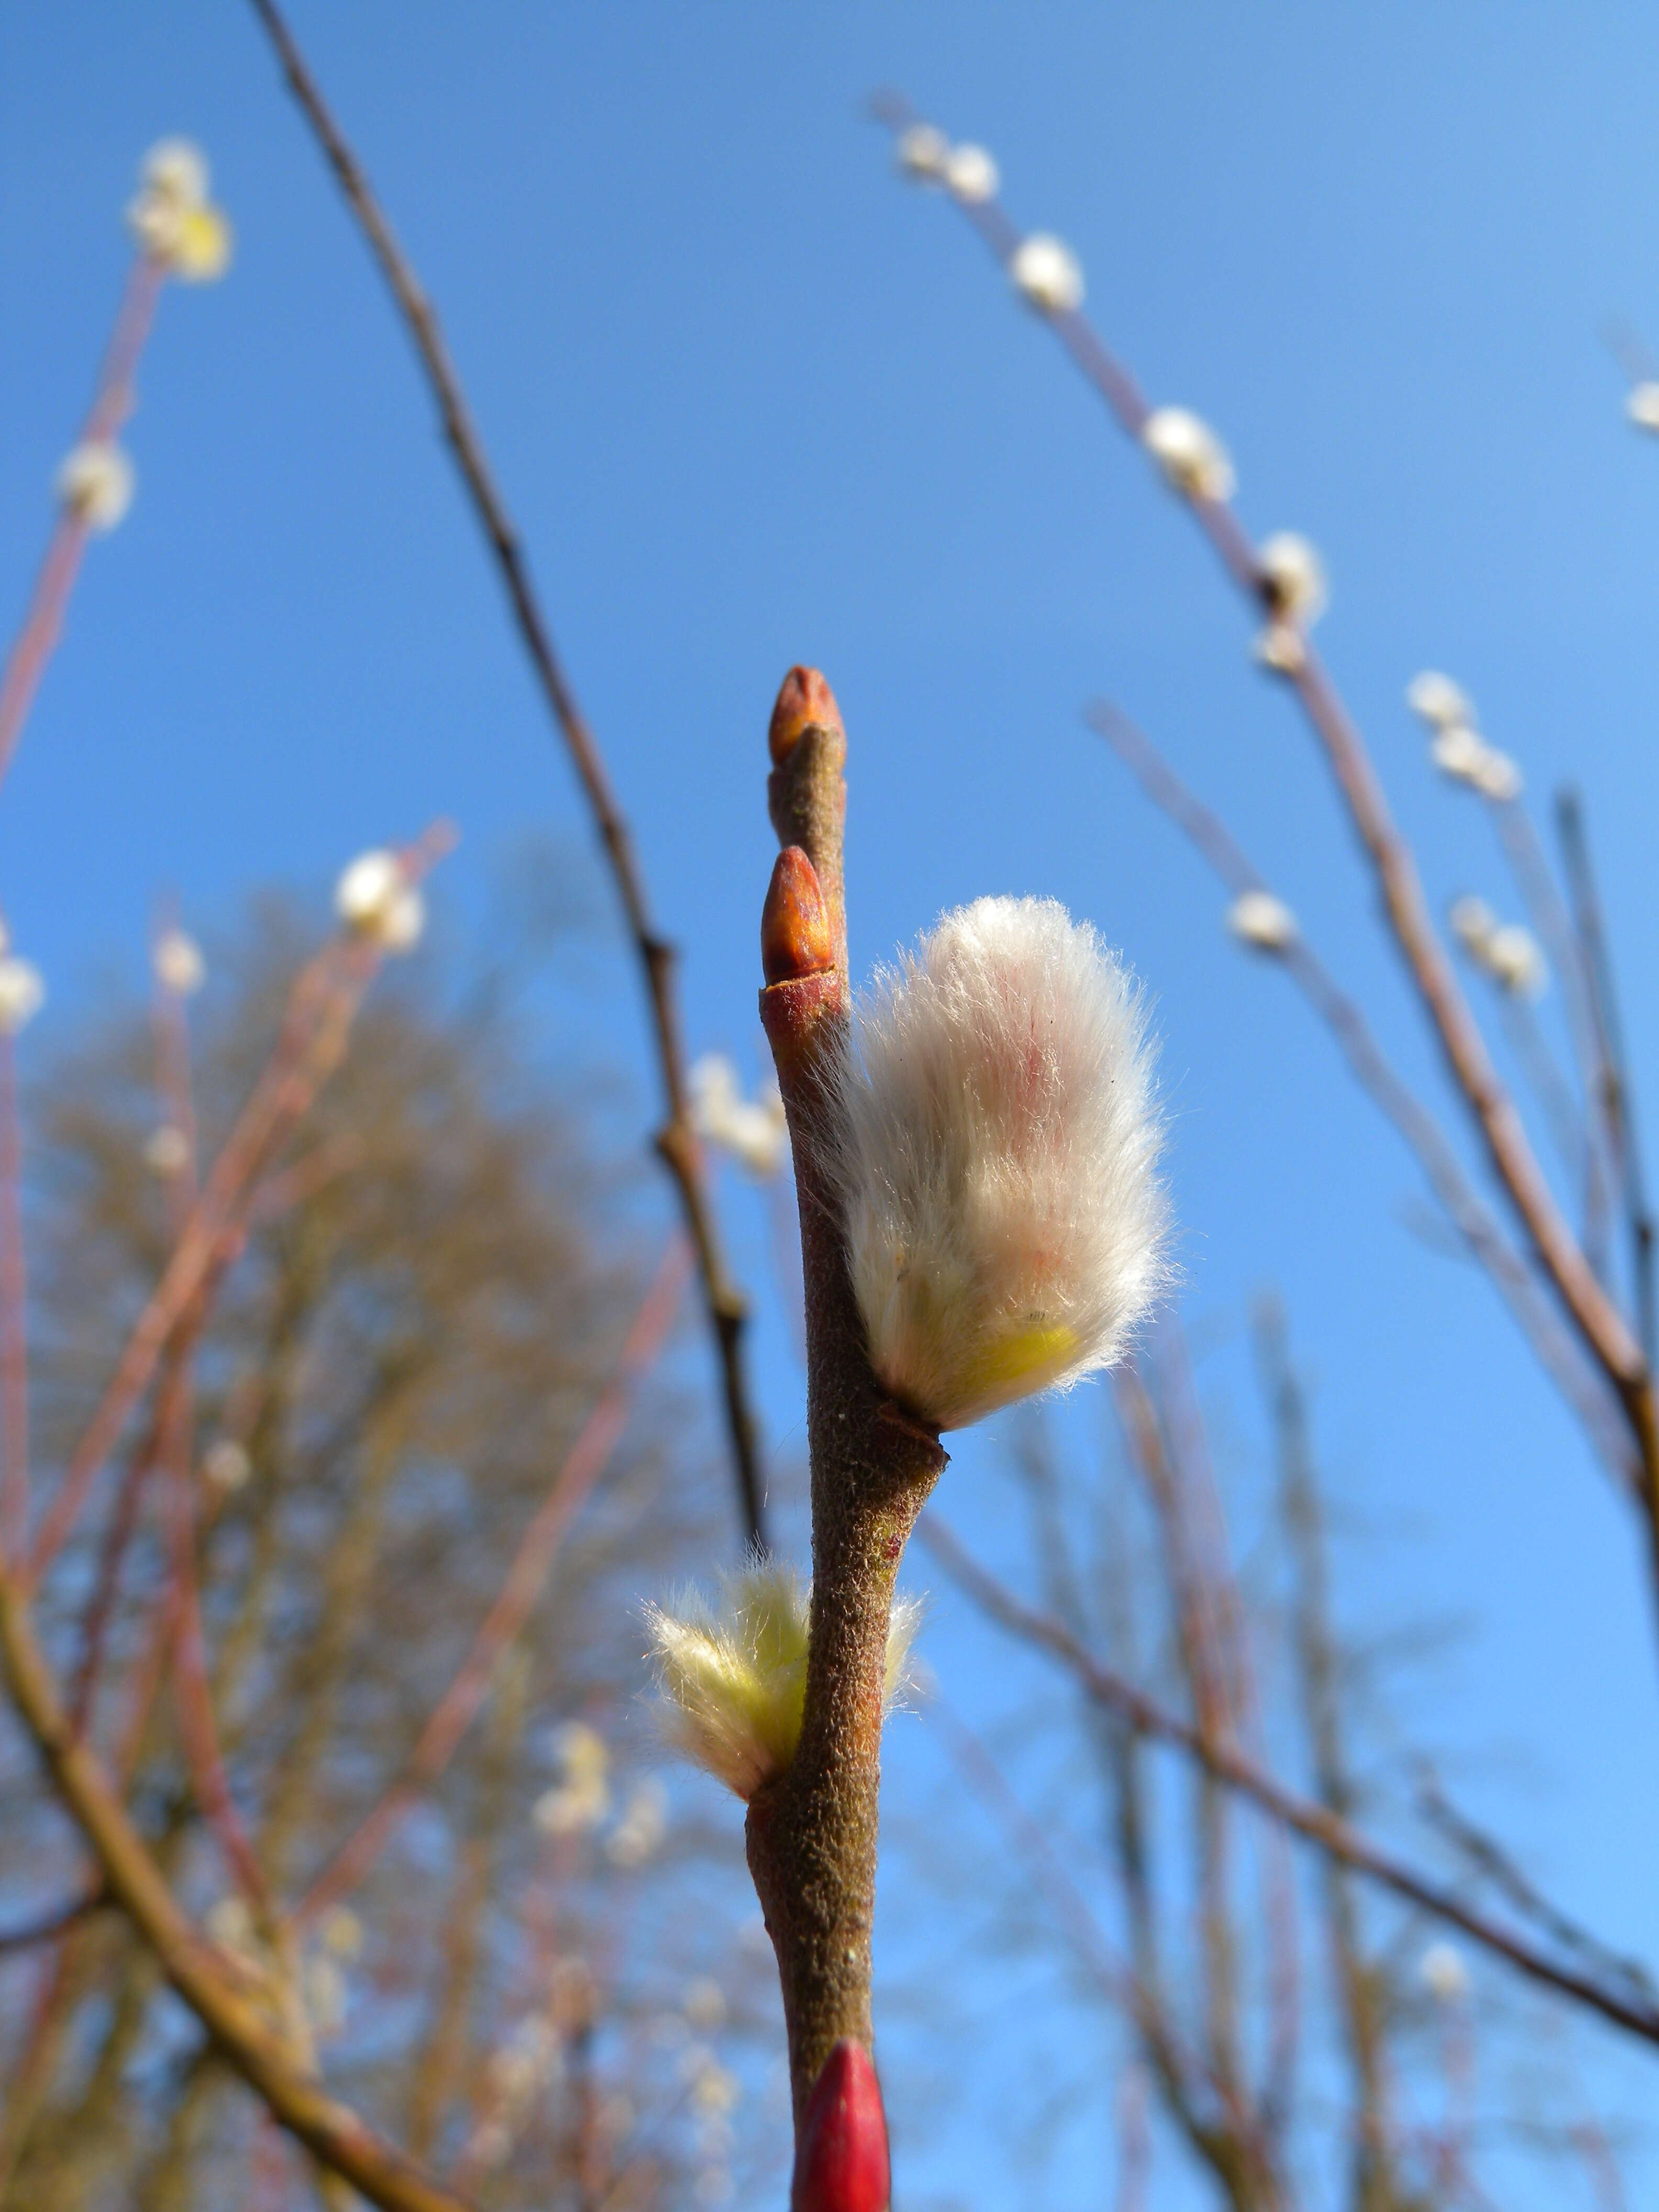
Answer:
830 895 1167 1431
644 1560 923 1802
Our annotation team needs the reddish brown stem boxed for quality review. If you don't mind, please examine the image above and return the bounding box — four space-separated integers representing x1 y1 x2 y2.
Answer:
67 969 207 1727
27 832 447 1586
750 681 947 2143
0 254 165 795
159 1322 273 1914
1088 702 1636 1489
878 96 1659 1569
244 0 766 1551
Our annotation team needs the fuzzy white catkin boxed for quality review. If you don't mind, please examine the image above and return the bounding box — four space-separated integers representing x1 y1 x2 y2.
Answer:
896 124 949 181
1227 890 1297 952
1485 923 1545 998
1252 622 1307 675
1142 407 1235 502
142 138 210 209
1406 670 1475 731
1448 894 1496 953
944 143 999 203
1419 1940 1470 2004
153 928 205 995
831 896 1166 1432
688 1054 788 1179
335 849 425 952
1010 233 1084 314
645 1560 922 1801
143 1125 191 1177
127 138 232 281
56 444 134 534
1469 745 1522 802
1429 724 1486 783
0 959 45 1035
1256 532 1327 626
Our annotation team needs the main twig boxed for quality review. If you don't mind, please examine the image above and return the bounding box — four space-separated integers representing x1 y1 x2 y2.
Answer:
751 668 947 2149
245 0 765 1549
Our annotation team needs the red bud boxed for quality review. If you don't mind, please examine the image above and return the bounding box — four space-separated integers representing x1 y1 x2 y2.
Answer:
791 2040 890 2212
769 666 844 765
762 848 834 985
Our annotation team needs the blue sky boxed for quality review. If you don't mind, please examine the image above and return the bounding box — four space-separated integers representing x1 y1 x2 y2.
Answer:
7 3 1659 2202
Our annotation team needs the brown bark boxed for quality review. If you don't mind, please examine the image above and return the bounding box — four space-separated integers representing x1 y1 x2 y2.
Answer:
748 683 947 2126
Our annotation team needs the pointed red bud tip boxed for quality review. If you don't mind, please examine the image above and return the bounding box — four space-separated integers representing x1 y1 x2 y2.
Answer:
769 666 844 765
762 847 834 985
792 2041 890 2212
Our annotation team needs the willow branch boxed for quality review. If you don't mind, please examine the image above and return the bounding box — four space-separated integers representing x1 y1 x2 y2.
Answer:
1415 1769 1659 2008
917 1513 1659 2050
0 253 165 797
876 95 1656 1520
1116 1368 1244 2111
1017 1425 1223 2147
1154 1326 1300 2152
158 1319 273 1916
1116 1362 1291 2197
1089 702 1636 1490
28 830 448 1586
1489 985 1592 1202
245 0 765 1549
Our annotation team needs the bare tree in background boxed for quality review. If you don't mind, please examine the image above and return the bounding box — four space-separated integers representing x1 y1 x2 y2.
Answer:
0 907 783 2210
6 21 1659 2212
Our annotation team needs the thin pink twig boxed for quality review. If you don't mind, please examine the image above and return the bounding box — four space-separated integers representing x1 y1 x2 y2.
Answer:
68 1407 167 1737
877 95 1658 1512
26 830 451 1587
24 943 350 1584
159 1325 272 1913
0 255 165 796
292 1235 689 1926
65 927 208 1725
